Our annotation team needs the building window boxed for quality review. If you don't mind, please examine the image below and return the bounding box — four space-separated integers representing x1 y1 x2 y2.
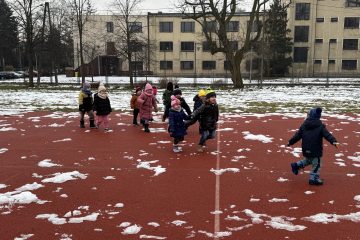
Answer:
203 21 217 32
202 41 211 52
330 39 337 43
181 42 195 52
180 61 194 70
314 60 322 64
181 22 195 32
130 61 143 71
106 42 116 55
202 61 216 70
343 39 358 50
316 17 324 23
129 41 143 52
229 41 238 51
294 26 309 42
159 22 173 32
344 17 360 29
293 47 308 63
129 22 142 33
106 22 114 33
346 0 360 7
342 60 357 70
330 17 338 22
295 3 310 20
328 59 336 64
315 39 323 43
226 21 239 32
160 61 173 70
247 21 261 32
159 42 173 51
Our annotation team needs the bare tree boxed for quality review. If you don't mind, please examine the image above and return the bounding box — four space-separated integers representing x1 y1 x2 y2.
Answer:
10 0 44 87
112 0 146 88
180 0 268 88
68 0 95 83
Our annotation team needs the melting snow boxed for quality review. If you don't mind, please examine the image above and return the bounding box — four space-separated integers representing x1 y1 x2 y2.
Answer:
136 160 166 176
38 159 62 168
0 148 8 154
52 138 72 143
171 220 187 226
242 131 273 143
41 171 87 183
122 224 142 235
210 168 240 175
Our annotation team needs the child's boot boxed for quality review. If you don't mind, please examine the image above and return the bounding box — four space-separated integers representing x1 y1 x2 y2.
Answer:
144 124 150 133
80 120 85 128
309 178 324 186
173 145 181 153
197 145 204 153
90 120 96 129
291 162 299 175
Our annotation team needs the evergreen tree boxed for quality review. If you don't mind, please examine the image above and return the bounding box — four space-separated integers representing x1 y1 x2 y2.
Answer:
265 0 292 77
0 0 18 69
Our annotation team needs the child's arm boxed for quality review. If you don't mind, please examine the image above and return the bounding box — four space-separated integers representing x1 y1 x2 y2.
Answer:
185 104 204 127
288 126 303 146
322 125 338 146
78 92 85 112
181 98 192 115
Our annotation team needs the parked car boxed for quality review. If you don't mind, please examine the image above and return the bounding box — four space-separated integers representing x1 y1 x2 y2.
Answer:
0 71 18 79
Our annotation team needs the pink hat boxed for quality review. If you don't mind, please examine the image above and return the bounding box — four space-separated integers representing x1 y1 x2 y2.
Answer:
144 83 153 96
171 95 181 109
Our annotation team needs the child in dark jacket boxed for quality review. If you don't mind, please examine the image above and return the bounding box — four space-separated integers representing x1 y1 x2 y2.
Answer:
78 82 95 129
168 96 189 153
193 89 206 111
162 82 173 122
93 85 112 131
288 107 339 185
172 88 192 116
130 87 142 125
186 90 219 153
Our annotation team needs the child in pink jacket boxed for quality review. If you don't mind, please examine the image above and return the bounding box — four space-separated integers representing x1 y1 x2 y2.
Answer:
137 83 158 132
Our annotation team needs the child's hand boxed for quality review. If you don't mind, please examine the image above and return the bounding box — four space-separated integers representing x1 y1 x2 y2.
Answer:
333 142 340 148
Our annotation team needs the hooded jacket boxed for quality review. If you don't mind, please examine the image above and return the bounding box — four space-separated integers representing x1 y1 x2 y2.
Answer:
288 118 337 158
137 83 157 120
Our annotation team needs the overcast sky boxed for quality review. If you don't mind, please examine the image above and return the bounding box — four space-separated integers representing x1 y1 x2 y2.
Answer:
93 0 178 14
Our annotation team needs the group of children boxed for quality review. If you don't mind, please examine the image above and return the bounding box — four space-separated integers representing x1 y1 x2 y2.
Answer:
79 81 340 186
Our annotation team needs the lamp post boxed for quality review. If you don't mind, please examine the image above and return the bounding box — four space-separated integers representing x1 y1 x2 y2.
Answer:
326 40 330 87
249 47 253 83
194 43 200 86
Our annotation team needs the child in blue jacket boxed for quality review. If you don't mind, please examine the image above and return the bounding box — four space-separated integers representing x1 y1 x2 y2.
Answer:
288 107 339 185
168 95 189 153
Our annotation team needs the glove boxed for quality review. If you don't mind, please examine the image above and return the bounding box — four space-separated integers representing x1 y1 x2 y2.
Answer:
79 105 85 112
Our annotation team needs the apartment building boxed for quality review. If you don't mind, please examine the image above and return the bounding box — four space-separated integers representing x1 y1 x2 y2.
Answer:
73 12 261 78
288 0 360 77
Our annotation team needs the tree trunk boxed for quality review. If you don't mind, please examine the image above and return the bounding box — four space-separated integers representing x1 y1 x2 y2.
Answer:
128 52 134 88
79 33 85 84
27 46 34 88
231 58 244 89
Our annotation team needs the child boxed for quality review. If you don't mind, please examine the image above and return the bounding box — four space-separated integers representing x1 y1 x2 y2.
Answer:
172 88 192 116
93 84 112 131
193 89 206 111
162 82 173 122
130 86 142 125
288 107 339 185
152 85 160 104
78 82 96 129
186 90 219 152
168 95 189 153
137 83 158 132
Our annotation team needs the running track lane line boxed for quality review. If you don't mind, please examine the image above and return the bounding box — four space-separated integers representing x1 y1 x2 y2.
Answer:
214 122 221 239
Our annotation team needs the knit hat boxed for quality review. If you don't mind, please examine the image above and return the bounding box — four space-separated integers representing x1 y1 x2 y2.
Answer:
308 107 322 119
172 89 182 96
206 90 216 99
82 82 91 90
144 83 153 96
198 89 206 97
171 95 181 109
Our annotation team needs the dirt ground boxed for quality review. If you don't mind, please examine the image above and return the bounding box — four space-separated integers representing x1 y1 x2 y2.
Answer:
0 111 359 239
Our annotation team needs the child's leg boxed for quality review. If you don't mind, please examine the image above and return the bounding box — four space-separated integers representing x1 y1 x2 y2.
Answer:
206 129 216 140
133 109 139 124
309 157 322 181
79 111 85 127
87 110 96 128
142 118 150 132
103 115 110 130
199 130 209 146
291 157 311 175
97 115 103 128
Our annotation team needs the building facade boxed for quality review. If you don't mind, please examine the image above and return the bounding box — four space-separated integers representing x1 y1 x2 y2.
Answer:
288 0 360 77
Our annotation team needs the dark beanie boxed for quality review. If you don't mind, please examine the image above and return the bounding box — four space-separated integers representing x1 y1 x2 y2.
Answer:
308 107 322 119
206 91 216 99
172 89 182 96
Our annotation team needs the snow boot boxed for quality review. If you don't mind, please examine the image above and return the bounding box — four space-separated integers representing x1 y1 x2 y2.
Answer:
173 145 181 153
144 124 150 133
90 120 96 129
291 162 299 175
309 178 324 186
80 120 85 128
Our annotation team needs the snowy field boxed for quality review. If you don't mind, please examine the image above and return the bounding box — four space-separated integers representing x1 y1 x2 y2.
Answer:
0 75 359 116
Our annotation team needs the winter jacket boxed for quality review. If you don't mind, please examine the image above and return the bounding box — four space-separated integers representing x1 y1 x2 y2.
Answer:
180 97 192 115
137 92 157 120
162 89 172 106
188 102 219 131
288 118 337 158
78 91 93 112
93 93 112 116
130 94 139 109
168 108 189 138
193 95 203 111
